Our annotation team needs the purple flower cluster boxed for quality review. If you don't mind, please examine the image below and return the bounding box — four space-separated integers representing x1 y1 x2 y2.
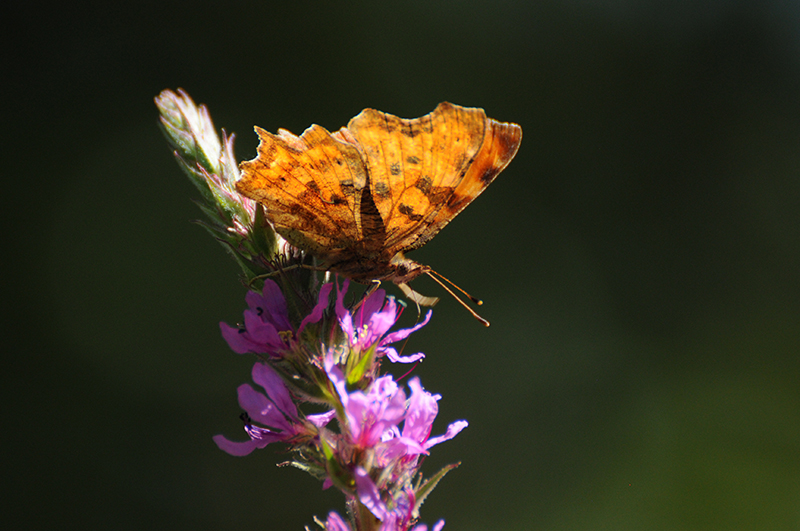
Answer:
215 279 467 531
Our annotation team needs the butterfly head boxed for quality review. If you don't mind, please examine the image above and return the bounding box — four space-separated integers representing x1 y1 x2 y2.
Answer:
387 253 431 285
388 253 490 326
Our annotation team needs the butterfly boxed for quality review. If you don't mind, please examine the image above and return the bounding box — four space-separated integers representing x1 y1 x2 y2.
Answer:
236 102 522 325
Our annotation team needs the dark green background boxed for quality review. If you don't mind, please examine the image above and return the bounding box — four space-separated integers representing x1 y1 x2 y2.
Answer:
6 1 800 529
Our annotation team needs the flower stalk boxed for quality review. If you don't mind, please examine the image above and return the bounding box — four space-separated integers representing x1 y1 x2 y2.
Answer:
156 89 467 531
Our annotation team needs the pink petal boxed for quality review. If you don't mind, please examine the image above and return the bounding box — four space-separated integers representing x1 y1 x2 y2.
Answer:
243 309 284 350
212 434 272 456
382 347 425 363
219 322 253 354
307 410 336 428
354 467 387 521
354 288 386 327
258 280 292 330
298 282 334 334
324 512 351 531
402 378 439 442
381 310 432 344
252 363 297 420
334 278 352 320
237 383 291 431
424 420 468 450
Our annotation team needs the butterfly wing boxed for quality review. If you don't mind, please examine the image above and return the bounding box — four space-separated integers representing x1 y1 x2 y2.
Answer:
415 112 522 250
346 102 522 253
237 124 376 259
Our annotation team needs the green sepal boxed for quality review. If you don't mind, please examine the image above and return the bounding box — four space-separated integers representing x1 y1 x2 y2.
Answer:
249 203 278 260
347 344 377 386
169 150 217 204
412 462 460 518
193 199 233 232
286 459 328 482
320 437 354 493
265 358 337 406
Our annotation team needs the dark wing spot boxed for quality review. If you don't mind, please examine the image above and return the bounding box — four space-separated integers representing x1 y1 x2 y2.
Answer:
457 154 475 178
379 117 397 133
446 193 468 212
298 190 315 203
480 166 501 183
306 181 320 192
335 158 344 166
495 126 520 153
330 194 346 205
261 142 278 161
288 202 309 217
428 186 452 205
402 124 420 138
373 181 391 198
390 163 401 176
398 203 423 222
406 155 420 164
286 203 331 234
415 175 432 195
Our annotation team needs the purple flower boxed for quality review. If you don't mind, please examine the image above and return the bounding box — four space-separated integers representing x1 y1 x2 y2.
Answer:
323 508 444 531
326 359 407 449
323 511 351 531
404 379 468 448
213 362 333 456
377 379 468 471
326 359 467 459
353 469 445 531
335 279 431 363
220 279 333 356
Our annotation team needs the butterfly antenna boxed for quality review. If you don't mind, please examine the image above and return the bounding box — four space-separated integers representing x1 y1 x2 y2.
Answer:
427 269 484 306
425 271 490 327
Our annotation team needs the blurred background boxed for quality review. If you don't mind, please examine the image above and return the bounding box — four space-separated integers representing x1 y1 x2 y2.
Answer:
5 1 800 529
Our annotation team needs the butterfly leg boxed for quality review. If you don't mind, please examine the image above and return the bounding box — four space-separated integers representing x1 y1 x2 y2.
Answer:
349 280 382 314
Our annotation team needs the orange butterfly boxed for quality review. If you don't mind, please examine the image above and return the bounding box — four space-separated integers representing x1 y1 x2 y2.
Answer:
236 102 522 325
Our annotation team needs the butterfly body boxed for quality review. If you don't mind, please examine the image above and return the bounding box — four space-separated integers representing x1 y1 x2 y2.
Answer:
322 250 430 285
237 102 521 291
